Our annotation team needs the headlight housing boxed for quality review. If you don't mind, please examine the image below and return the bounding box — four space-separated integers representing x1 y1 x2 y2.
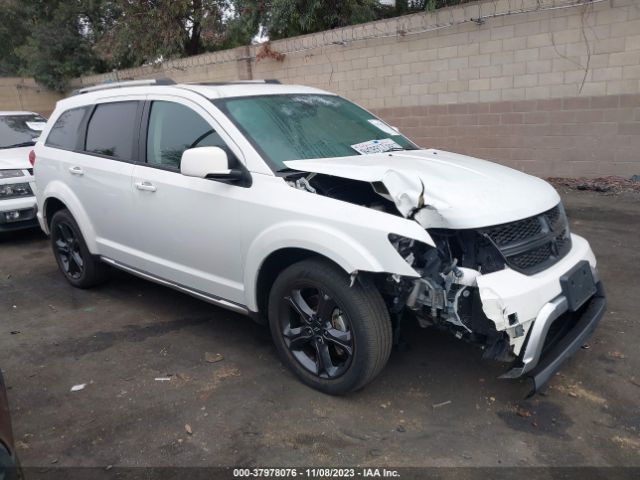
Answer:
556 202 571 240
388 233 440 270
0 183 33 199
0 169 24 179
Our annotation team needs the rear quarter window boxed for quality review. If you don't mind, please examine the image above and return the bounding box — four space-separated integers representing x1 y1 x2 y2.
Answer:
85 101 139 161
45 107 87 150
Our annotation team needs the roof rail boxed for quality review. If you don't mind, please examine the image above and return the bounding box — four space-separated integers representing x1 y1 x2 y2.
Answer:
190 79 281 86
73 78 176 95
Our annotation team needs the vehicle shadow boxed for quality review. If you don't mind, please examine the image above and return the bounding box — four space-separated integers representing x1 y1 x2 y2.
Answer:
100 266 532 403
0 227 47 246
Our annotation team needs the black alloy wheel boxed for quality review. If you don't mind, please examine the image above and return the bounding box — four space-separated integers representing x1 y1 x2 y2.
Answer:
280 286 354 379
268 258 392 394
53 221 84 279
49 209 109 288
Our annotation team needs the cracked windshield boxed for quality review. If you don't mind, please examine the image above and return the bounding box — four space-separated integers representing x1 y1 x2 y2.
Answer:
217 94 417 170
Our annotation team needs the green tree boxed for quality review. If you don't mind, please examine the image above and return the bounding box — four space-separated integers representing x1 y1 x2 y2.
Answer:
98 0 229 66
16 1 102 91
0 0 31 75
229 0 382 42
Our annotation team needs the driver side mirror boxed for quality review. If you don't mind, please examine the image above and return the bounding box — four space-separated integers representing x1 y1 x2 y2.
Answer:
181 146 229 178
180 146 246 183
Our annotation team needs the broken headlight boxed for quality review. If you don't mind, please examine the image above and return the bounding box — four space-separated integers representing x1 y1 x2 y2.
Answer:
388 233 442 272
556 202 571 239
0 183 32 199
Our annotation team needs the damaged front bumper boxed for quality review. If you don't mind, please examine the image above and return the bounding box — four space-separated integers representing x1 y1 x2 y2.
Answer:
393 233 605 393
501 281 605 393
475 234 605 392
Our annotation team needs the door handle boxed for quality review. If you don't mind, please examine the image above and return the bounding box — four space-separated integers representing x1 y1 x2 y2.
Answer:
68 166 84 176
135 181 157 192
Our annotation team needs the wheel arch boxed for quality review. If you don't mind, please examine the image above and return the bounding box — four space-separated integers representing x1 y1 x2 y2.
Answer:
41 182 98 253
244 222 417 314
252 248 345 323
44 197 67 229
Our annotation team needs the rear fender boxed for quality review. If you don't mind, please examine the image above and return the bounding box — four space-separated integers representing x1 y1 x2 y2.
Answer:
42 180 98 253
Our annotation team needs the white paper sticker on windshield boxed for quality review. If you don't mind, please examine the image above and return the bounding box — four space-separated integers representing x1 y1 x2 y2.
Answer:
368 119 398 136
351 138 402 155
26 121 46 131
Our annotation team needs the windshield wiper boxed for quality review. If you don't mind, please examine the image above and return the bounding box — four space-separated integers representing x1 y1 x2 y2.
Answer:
0 141 36 149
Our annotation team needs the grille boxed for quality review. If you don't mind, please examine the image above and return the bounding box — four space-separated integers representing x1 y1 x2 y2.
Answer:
484 217 542 247
479 204 572 275
510 243 552 270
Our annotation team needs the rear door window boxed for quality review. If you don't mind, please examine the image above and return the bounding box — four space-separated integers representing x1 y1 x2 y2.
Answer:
146 101 229 170
85 101 139 161
45 108 86 150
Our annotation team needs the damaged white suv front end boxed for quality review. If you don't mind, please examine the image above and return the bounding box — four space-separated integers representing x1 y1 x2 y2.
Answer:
282 139 605 394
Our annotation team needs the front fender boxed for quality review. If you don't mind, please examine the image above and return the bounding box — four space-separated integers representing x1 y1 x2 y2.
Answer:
41 180 99 253
243 221 421 312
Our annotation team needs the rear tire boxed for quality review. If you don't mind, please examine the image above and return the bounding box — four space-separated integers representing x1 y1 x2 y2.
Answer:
50 209 108 288
268 258 392 395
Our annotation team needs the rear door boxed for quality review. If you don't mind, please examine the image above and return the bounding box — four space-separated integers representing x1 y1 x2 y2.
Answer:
54 98 144 258
81 100 143 256
127 96 247 305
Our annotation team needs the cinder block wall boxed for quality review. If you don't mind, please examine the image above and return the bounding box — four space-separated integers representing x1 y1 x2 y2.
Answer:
0 78 64 117
7 0 640 177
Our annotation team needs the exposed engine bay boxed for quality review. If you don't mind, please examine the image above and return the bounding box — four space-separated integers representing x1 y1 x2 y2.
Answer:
285 167 572 363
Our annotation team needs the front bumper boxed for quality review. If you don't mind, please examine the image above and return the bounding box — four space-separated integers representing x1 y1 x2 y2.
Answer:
468 234 605 392
0 196 38 232
500 281 605 393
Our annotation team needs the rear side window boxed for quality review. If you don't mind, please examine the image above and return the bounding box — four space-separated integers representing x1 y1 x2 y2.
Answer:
146 101 228 170
46 108 86 150
85 102 139 161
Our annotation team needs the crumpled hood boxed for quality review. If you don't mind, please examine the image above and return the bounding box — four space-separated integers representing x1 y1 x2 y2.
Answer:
0 147 31 170
284 149 560 229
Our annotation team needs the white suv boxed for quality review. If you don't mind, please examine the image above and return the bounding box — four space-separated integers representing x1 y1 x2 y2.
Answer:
34 79 605 394
0 111 46 232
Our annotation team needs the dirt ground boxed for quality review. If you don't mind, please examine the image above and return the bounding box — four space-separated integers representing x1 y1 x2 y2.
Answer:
1 189 639 469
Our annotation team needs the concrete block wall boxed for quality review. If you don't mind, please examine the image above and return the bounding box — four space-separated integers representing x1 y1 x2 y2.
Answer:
75 46 251 86
3 0 639 177
0 78 64 117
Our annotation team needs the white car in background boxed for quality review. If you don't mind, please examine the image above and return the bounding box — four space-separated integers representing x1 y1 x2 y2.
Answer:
0 111 45 233
34 80 605 395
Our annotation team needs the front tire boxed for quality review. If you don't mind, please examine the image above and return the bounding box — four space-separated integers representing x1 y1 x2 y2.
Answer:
50 209 108 288
268 258 392 395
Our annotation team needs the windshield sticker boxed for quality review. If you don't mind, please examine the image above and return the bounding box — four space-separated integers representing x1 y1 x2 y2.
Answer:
26 121 46 131
368 119 398 136
351 138 402 155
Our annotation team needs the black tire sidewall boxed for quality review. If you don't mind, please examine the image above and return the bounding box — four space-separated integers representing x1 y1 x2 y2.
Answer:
268 259 391 395
50 209 103 288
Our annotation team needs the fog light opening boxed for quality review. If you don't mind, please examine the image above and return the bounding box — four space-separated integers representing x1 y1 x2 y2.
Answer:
4 210 22 222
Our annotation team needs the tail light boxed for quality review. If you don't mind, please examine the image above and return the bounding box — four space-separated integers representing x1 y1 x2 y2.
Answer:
28 150 36 166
